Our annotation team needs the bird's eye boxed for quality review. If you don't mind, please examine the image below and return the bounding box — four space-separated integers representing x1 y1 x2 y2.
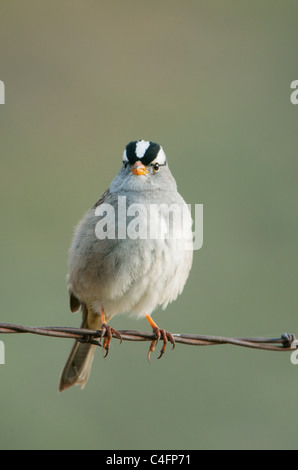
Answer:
124 162 128 169
153 162 160 172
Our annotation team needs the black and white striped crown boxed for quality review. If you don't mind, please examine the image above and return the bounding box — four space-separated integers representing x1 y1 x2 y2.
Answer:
122 140 167 166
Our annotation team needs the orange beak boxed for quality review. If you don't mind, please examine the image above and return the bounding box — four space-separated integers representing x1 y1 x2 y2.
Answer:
132 160 148 176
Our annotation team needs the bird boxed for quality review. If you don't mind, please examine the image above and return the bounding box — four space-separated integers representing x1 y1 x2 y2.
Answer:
59 140 193 391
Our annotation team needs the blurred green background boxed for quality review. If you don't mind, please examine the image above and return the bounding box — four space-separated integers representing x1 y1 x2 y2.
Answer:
0 0 298 450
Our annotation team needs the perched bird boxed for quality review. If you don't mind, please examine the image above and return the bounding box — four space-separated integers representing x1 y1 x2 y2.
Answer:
59 140 193 391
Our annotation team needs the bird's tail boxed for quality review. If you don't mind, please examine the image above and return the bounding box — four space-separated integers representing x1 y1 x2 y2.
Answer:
59 306 101 392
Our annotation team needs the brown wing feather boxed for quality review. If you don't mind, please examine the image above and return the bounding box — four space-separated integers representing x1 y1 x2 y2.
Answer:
93 188 110 209
69 291 81 313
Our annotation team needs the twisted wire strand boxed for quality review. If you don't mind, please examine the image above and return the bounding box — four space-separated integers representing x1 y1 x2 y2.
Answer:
0 323 296 352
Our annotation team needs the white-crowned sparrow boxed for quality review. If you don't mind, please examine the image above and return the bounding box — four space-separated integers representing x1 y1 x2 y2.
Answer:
59 140 193 391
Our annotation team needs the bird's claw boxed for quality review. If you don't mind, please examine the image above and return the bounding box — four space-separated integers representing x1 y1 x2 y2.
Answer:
100 324 122 358
147 328 175 362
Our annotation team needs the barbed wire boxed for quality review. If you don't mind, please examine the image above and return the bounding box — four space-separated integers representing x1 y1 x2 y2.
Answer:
0 323 297 352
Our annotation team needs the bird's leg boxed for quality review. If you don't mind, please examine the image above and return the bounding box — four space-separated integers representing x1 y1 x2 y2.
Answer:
100 308 122 358
145 315 175 362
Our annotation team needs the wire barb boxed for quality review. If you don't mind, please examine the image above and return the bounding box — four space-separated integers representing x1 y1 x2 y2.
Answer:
0 323 297 353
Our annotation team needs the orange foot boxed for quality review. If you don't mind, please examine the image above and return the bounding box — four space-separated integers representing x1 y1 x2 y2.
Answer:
100 309 122 358
145 315 175 362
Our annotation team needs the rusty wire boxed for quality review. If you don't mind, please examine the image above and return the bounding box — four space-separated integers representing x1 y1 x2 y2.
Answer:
0 322 297 352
